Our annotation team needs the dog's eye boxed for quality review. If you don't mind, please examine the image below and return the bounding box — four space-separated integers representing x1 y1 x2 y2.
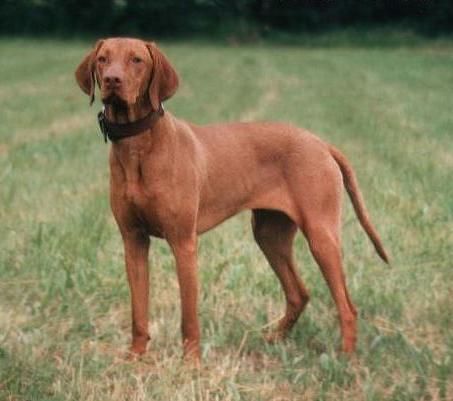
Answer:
98 56 107 63
132 57 142 64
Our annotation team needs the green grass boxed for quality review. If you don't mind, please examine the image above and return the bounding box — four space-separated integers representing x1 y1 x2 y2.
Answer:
0 36 452 401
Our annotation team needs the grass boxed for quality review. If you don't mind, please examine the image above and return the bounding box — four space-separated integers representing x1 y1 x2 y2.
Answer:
0 35 452 400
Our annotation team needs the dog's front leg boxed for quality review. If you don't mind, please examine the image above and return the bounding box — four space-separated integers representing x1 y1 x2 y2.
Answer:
123 230 150 357
169 235 200 364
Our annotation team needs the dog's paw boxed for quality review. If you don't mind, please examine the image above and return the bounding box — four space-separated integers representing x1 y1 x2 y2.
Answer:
182 340 201 368
183 353 201 369
124 351 141 362
264 330 286 344
123 347 147 362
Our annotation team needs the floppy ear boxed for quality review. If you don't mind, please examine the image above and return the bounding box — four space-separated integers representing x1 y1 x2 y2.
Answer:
75 40 104 105
146 42 179 112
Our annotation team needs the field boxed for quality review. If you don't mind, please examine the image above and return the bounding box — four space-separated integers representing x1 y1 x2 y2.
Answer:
0 35 452 400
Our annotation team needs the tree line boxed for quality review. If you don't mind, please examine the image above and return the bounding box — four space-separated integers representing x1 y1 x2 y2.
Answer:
1 0 451 37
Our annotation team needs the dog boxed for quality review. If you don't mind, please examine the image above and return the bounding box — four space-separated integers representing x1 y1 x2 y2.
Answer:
75 38 389 363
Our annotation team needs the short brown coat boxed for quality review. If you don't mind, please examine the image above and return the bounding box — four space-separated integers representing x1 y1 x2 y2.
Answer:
76 38 388 363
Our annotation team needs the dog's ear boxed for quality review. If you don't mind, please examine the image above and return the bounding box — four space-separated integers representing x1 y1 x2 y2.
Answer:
75 40 104 105
146 42 179 112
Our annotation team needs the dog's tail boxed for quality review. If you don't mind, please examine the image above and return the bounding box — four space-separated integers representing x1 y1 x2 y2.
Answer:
329 145 389 264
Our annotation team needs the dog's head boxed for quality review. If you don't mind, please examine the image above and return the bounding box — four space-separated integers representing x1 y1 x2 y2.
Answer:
75 38 179 112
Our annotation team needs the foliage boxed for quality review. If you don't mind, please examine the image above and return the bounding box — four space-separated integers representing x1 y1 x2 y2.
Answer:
1 0 453 37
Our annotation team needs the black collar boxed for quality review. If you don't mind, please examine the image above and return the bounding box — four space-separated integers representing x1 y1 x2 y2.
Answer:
97 106 164 143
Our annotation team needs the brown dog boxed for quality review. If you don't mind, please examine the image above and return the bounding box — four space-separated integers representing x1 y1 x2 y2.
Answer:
75 38 388 363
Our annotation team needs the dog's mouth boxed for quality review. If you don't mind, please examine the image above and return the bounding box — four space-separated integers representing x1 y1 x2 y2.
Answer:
102 92 128 109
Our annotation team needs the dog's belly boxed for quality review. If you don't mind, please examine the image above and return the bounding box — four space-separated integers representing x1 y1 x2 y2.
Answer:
196 181 297 234
196 206 241 234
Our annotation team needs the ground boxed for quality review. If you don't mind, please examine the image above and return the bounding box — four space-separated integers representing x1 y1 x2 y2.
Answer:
0 35 452 401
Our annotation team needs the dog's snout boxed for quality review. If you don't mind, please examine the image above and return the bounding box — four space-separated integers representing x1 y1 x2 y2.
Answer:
103 74 122 88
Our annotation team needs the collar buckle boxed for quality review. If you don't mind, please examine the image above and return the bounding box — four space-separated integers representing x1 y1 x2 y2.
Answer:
97 109 109 143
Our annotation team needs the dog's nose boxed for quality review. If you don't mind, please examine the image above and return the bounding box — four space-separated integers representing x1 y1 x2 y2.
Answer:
103 74 122 88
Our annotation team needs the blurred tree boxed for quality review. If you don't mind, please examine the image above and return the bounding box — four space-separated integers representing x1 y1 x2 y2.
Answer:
0 0 451 37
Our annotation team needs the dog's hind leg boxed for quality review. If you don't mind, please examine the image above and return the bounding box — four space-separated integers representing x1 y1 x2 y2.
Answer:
293 162 358 353
287 150 358 353
252 209 310 342
301 220 358 353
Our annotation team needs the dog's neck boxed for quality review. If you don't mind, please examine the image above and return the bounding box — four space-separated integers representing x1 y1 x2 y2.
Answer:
98 97 166 144
104 99 152 124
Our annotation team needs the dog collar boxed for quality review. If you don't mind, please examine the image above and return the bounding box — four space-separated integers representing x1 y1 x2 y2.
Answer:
97 105 164 143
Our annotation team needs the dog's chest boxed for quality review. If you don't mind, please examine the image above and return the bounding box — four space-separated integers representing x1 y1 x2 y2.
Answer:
116 151 176 237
